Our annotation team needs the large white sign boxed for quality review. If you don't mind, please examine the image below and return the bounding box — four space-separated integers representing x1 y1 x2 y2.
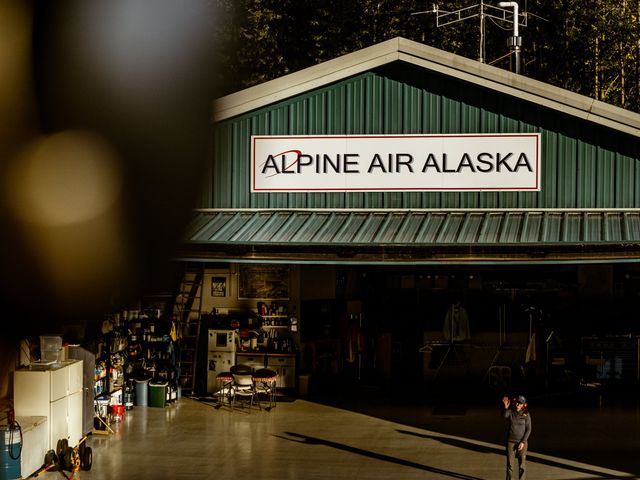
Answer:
251 133 541 192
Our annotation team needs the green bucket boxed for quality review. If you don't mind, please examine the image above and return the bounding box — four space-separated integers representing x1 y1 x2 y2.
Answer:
148 382 168 408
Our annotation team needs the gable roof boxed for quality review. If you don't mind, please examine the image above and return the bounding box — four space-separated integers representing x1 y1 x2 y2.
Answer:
213 37 640 137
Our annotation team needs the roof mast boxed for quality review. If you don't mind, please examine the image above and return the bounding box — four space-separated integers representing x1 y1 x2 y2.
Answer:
411 1 527 73
498 2 522 74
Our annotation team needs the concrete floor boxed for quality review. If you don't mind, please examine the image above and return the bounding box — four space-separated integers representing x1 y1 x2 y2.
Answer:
34 387 640 480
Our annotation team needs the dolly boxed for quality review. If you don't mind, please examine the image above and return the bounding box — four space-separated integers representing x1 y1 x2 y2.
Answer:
31 436 93 478
30 454 58 478
58 436 93 478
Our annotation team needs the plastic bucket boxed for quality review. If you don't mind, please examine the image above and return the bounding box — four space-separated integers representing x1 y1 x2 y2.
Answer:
149 382 168 408
134 379 150 406
110 404 125 422
39 335 62 363
0 426 21 480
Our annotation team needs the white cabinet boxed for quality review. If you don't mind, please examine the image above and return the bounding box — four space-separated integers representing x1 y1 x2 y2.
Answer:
266 355 296 389
236 353 266 371
14 360 84 450
68 390 83 442
16 416 48 478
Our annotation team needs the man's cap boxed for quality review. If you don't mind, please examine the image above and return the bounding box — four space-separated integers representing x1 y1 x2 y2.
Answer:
516 395 527 404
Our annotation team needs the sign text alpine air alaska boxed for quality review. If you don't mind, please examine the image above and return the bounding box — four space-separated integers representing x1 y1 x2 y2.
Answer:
251 134 541 192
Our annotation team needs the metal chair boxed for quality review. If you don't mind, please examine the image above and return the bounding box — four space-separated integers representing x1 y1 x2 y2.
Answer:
252 368 278 410
230 364 253 375
230 372 260 411
214 372 234 408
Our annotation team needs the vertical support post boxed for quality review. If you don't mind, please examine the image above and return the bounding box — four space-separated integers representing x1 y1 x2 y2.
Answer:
479 0 485 63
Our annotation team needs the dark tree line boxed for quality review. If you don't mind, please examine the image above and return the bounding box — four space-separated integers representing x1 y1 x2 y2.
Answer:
212 0 640 112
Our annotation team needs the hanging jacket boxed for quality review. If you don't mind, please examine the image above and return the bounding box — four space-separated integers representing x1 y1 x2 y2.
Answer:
443 303 471 341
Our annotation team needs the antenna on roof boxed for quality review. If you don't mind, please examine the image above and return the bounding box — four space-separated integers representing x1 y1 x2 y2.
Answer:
411 1 528 73
498 2 522 73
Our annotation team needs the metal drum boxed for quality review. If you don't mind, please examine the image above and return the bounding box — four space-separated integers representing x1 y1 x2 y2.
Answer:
0 425 21 480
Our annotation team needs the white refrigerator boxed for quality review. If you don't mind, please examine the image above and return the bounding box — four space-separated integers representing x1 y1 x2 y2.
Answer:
206 330 237 393
13 360 83 453
206 351 235 393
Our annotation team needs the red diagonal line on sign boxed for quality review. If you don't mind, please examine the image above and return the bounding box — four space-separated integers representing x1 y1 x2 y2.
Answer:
261 150 302 178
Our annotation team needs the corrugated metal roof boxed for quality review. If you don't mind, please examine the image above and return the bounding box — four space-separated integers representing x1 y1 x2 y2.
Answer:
213 38 640 138
186 209 640 245
180 209 640 264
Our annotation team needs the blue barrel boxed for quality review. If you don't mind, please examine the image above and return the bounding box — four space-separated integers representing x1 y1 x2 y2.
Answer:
0 425 21 480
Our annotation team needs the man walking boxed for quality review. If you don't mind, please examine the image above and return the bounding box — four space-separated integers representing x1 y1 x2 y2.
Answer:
502 395 531 480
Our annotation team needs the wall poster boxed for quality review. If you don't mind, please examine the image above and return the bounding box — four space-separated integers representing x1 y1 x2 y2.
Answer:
238 264 289 299
211 276 227 297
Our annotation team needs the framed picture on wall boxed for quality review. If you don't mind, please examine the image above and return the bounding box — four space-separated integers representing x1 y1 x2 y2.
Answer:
238 264 289 299
211 276 227 297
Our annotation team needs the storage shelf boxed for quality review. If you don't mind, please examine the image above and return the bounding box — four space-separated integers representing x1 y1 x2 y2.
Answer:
95 386 122 400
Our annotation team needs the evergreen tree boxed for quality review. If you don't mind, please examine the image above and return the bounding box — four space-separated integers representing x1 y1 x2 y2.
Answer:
212 0 640 112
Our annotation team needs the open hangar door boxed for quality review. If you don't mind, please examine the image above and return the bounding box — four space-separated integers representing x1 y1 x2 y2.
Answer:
303 263 640 396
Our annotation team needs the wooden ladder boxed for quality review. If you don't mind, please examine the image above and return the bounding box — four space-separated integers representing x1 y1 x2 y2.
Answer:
173 265 204 396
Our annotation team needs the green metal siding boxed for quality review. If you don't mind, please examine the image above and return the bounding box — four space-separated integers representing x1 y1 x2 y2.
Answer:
208 66 640 210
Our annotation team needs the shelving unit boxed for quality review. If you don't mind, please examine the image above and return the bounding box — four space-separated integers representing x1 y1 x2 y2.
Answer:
95 330 127 398
94 322 127 430
581 335 640 383
259 314 290 326
235 309 298 390
258 315 295 354
127 311 179 404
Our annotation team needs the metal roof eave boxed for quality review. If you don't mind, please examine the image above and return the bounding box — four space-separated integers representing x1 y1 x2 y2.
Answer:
212 37 640 137
178 209 640 265
175 247 640 266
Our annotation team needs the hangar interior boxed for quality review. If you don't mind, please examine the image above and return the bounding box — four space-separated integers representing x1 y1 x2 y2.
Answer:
177 259 640 400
